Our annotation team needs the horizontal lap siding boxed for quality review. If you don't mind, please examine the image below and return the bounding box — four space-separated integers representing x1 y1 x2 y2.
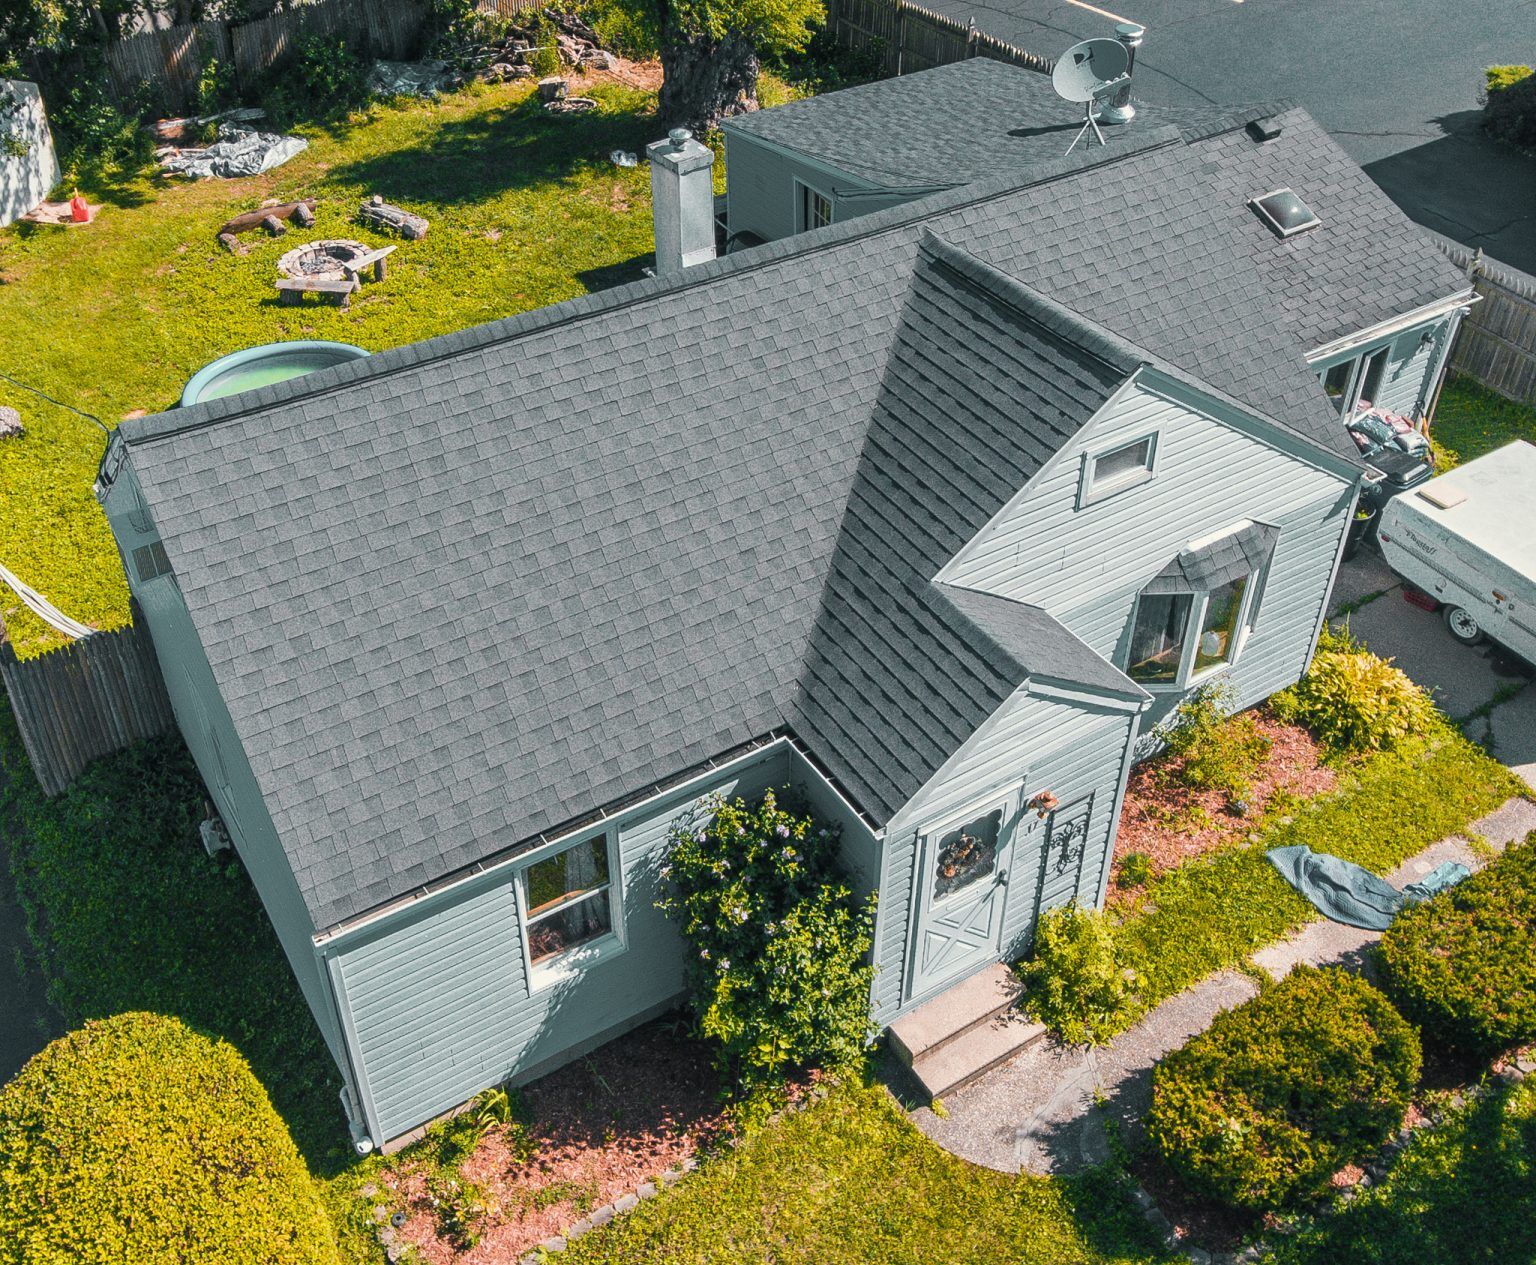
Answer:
1374 326 1442 417
724 133 901 244
944 382 1348 617
877 688 1135 1020
334 750 789 1142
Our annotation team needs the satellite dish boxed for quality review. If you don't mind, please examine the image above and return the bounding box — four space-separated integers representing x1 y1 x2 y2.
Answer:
1051 37 1130 103
1051 37 1132 154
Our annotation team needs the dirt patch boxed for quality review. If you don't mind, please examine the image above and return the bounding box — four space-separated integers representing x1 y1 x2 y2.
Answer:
1108 712 1336 909
386 1019 729 1263
585 58 663 91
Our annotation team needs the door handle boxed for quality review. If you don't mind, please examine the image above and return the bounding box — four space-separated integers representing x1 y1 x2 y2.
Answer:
995 871 1009 886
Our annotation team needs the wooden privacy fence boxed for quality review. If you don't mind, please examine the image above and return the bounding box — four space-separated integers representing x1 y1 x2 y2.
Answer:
0 618 175 797
475 0 547 17
106 0 428 114
1431 234 1536 406
825 0 1053 78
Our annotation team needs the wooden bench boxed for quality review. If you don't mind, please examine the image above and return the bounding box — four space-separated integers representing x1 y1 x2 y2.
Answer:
341 244 397 285
275 276 360 310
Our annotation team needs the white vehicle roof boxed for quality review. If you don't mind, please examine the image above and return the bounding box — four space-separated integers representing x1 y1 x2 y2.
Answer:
1394 440 1536 578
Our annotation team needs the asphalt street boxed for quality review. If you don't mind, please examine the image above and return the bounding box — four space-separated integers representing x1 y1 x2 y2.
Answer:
915 0 1536 271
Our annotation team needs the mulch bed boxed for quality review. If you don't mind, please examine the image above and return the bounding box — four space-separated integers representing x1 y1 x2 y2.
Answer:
385 1018 731 1264
1107 711 1336 910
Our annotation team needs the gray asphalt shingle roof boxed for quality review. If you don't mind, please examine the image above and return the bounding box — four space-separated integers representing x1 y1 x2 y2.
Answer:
119 90 1463 931
721 57 1240 190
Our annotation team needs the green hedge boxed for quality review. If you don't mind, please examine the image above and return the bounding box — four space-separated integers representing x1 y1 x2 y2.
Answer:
1271 626 1438 756
1378 839 1536 1056
1148 967 1421 1211
0 1012 340 1265
1484 65 1536 149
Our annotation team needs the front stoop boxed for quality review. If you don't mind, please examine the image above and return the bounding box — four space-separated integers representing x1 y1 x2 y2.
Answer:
889 963 1044 1100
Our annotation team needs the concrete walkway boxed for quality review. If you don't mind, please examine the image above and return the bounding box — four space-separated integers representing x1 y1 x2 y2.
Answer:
911 796 1536 1176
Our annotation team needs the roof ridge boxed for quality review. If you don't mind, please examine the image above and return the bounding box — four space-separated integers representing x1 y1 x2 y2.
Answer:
116 125 1189 450
918 231 1148 376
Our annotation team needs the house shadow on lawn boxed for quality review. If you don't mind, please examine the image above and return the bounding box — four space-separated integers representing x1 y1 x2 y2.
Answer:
321 90 663 208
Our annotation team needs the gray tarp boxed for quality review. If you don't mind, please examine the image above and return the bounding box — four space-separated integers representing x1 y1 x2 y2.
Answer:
160 126 308 179
1267 845 1470 931
371 60 458 99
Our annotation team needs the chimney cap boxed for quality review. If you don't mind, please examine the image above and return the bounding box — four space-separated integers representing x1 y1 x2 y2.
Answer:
668 127 692 149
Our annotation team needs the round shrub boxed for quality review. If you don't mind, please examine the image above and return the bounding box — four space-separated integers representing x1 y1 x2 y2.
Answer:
0 1013 340 1265
659 791 876 1094
1271 626 1438 754
1378 841 1536 1056
1020 904 1137 1045
1484 65 1536 149
1148 967 1421 1210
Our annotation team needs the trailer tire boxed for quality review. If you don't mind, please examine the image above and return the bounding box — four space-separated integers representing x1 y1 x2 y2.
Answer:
1442 605 1484 645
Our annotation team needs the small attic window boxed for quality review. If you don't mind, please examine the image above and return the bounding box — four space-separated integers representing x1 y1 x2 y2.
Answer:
1249 188 1321 238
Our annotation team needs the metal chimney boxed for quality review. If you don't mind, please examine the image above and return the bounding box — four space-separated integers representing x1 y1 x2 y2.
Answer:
1100 23 1144 125
646 128 717 275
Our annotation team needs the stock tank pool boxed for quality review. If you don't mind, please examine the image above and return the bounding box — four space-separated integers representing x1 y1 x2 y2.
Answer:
180 341 369 407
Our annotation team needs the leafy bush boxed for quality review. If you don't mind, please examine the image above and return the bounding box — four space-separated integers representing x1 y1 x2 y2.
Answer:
0 1013 340 1265
50 73 155 179
658 791 876 1096
1148 967 1421 1210
1377 839 1536 1056
528 20 565 78
1271 625 1438 755
1117 851 1154 889
1161 683 1271 800
195 55 237 116
266 35 371 124
1484 64 1536 149
1020 904 1138 1045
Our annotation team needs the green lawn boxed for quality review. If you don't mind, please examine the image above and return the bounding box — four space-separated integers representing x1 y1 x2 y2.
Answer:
0 76 683 659
561 1080 1167 1265
1266 1078 1536 1265
1431 373 1536 468
1103 721 1523 1036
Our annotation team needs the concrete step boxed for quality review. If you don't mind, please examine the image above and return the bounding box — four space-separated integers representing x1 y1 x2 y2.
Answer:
911 1011 1047 1100
889 963 1025 1068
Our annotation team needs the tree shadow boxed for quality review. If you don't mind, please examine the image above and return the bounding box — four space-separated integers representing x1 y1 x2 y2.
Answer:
1363 110 1536 273
322 92 663 206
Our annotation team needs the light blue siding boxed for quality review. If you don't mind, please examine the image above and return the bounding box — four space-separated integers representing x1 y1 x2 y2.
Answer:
1372 320 1447 416
723 131 916 244
874 684 1140 1022
328 748 793 1143
940 373 1353 732
99 465 349 1074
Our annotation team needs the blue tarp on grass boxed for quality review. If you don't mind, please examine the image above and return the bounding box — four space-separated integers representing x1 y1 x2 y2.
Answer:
1267 845 1470 931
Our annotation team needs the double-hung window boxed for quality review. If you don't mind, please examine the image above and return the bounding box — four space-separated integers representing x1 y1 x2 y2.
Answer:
798 181 833 232
519 832 620 977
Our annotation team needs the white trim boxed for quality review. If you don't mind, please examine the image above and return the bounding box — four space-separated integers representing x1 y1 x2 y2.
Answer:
794 177 834 233
1305 294 1474 363
313 739 791 948
1076 430 1160 508
513 826 626 991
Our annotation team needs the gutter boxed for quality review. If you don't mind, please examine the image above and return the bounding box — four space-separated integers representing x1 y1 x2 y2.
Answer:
1305 291 1478 364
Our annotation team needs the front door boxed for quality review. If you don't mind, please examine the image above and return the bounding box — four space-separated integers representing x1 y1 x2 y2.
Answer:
909 795 1016 1000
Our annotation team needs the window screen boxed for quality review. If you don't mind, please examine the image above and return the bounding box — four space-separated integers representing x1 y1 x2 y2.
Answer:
524 836 614 964
1128 592 1193 683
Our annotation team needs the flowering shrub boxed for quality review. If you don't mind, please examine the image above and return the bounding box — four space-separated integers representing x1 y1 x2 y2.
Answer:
658 791 876 1096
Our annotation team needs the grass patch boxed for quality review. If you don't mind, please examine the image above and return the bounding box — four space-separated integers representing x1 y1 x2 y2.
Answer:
560 1079 1169 1264
1109 722 1522 1030
1431 373 1536 469
1266 1078 1536 1264
0 75 691 659
0 715 350 1175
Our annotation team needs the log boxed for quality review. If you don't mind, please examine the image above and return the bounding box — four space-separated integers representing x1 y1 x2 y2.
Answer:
261 214 287 236
293 203 315 229
216 232 245 255
356 200 429 241
217 199 319 238
538 76 568 102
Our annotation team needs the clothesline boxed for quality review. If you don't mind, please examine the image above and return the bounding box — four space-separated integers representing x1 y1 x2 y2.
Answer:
0 563 94 641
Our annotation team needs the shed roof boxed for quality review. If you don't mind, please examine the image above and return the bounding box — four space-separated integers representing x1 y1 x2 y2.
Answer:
118 94 1456 932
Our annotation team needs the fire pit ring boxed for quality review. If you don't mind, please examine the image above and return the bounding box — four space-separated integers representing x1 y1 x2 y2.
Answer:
277 239 373 282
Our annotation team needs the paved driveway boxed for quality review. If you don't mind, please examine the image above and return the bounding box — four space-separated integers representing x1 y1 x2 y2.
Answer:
1329 548 1536 789
917 0 1536 271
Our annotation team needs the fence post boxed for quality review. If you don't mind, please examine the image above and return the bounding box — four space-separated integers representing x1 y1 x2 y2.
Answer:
967 17 977 58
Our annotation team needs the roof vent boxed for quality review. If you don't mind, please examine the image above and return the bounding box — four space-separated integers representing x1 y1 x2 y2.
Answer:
1246 116 1282 142
1248 188 1320 238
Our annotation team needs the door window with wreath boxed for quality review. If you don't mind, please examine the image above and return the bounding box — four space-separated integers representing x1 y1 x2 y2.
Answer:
932 808 1003 900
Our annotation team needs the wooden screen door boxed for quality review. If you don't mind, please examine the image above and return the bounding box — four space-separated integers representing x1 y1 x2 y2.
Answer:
909 794 1016 1000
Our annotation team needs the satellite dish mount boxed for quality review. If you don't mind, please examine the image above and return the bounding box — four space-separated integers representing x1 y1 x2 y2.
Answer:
1050 37 1132 155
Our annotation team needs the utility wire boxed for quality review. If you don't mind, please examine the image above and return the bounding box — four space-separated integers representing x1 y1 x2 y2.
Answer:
0 370 112 437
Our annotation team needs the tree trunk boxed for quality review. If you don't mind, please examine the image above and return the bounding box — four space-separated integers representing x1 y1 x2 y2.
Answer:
657 30 760 134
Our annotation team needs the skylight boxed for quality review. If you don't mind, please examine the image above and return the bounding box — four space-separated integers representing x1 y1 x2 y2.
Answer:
1249 188 1321 238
